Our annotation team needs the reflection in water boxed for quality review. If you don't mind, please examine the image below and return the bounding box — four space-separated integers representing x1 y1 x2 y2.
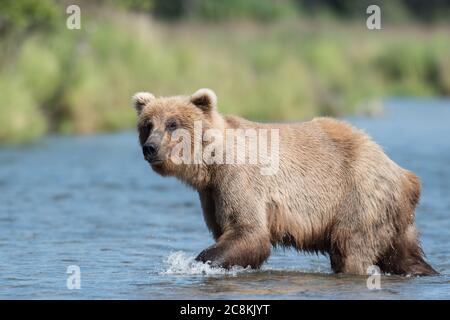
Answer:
0 98 449 299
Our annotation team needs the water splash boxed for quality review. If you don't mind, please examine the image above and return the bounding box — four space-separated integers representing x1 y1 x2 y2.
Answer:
161 251 251 276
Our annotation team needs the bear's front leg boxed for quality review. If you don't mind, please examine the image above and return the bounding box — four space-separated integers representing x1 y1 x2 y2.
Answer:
195 230 271 269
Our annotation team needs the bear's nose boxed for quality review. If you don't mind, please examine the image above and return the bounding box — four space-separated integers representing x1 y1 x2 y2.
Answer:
143 142 159 159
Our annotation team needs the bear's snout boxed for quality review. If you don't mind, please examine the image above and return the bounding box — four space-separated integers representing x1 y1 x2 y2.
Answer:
142 142 160 163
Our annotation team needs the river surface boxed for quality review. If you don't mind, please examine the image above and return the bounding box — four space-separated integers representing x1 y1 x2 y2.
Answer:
0 98 449 299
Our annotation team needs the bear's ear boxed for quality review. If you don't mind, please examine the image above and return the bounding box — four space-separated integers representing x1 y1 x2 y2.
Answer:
190 88 217 112
132 92 155 114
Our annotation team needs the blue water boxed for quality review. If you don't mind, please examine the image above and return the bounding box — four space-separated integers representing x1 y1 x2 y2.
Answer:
0 98 449 299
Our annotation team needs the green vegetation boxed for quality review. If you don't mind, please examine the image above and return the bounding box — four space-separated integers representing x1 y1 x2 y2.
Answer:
1 1 450 144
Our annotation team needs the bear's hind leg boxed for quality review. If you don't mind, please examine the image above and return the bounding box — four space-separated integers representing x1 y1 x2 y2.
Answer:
377 225 438 276
330 248 376 275
330 227 381 275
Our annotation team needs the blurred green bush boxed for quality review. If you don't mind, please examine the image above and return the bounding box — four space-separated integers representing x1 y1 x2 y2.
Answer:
0 0 450 144
0 0 59 35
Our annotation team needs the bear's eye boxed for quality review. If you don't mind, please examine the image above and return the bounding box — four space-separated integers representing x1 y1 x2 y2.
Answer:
142 121 153 135
166 119 178 132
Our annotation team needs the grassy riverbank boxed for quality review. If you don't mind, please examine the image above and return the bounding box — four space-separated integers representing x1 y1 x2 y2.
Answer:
1 7 450 144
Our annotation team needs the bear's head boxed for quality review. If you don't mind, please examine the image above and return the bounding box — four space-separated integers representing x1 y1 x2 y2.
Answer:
132 88 223 187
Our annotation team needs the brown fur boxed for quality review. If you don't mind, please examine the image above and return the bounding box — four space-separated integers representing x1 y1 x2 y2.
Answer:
132 89 437 275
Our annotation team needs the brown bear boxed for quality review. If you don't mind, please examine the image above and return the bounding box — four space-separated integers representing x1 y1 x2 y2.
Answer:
132 88 437 276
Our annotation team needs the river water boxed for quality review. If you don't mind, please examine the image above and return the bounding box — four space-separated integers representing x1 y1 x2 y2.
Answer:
0 98 449 299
